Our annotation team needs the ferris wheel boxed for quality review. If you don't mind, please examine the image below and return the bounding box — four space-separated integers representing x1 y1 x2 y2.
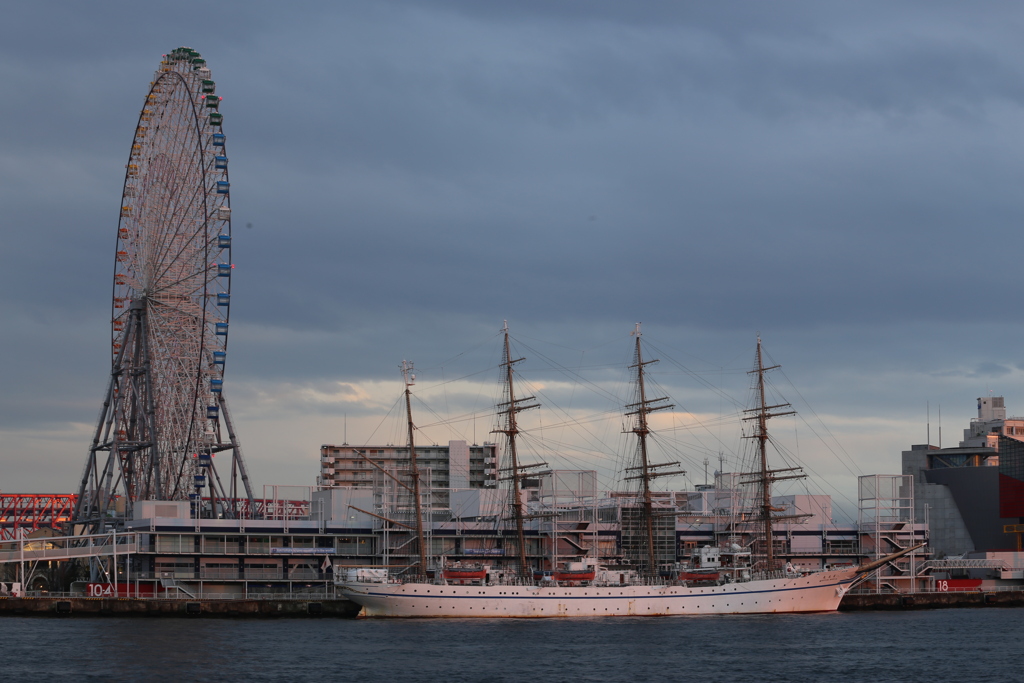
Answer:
74 47 254 529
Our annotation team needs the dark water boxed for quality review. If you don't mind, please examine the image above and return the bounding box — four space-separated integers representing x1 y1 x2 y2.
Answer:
2 609 1020 682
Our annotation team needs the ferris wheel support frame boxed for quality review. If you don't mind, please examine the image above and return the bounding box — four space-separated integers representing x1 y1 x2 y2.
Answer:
72 302 256 530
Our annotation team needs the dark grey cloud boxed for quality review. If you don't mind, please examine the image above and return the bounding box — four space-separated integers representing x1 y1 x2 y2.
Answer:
970 362 1012 378
5 1 1024 491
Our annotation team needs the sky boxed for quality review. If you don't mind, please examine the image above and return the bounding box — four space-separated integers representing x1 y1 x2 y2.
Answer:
3 1 1024 519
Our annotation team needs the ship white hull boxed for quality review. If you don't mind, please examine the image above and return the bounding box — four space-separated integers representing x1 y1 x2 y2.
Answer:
338 569 858 618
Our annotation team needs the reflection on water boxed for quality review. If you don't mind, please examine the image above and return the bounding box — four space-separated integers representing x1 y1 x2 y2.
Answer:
2 609 1020 683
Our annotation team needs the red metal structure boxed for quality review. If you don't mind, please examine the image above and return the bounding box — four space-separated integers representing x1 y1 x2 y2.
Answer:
0 494 77 541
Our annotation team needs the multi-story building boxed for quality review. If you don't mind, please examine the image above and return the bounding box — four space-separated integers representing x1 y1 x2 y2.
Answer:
961 396 1024 450
319 441 499 490
903 397 1022 558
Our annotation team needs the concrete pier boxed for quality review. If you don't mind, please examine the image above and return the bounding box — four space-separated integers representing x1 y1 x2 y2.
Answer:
841 590 1024 610
0 596 361 618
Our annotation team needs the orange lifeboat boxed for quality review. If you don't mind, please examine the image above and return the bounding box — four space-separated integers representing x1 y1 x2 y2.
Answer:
443 563 486 582
553 568 595 582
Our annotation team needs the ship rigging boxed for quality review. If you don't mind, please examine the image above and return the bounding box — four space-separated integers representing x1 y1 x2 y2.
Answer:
623 323 685 576
739 336 809 571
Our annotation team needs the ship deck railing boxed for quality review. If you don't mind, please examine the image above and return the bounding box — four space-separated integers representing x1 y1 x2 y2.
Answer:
747 569 794 581
386 575 693 588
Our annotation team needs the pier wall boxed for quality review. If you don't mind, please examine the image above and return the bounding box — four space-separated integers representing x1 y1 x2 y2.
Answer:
5 592 1024 616
0 596 361 617
841 590 1024 610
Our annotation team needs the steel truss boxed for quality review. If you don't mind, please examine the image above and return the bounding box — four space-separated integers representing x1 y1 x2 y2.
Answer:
0 494 76 541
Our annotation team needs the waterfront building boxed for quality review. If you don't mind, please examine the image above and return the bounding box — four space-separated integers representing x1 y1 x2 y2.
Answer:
5 475 904 596
902 397 1022 558
0 464 939 596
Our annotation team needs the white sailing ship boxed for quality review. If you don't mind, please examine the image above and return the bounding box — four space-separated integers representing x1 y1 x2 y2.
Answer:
337 326 916 618
339 565 860 617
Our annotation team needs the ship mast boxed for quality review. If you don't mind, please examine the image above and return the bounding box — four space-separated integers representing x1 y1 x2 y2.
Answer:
741 337 802 571
624 324 683 576
402 360 428 574
493 322 540 578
